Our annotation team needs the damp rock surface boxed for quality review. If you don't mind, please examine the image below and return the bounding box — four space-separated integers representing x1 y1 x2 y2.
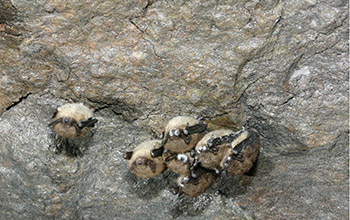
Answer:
0 0 349 219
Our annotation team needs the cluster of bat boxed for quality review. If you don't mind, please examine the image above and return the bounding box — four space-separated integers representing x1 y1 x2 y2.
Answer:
48 103 259 198
123 116 260 198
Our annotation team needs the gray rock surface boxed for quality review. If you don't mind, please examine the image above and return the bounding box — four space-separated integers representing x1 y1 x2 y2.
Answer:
0 0 348 219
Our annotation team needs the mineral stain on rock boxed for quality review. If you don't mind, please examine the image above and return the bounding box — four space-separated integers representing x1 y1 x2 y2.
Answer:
0 0 348 219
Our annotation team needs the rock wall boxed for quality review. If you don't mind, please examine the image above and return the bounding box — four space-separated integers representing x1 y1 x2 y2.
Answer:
0 0 348 219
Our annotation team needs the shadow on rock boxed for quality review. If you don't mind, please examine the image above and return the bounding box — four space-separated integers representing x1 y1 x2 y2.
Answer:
49 131 96 157
169 193 213 218
210 155 275 198
123 169 175 200
250 156 275 177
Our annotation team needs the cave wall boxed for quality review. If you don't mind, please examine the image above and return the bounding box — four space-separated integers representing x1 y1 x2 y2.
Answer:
0 0 348 219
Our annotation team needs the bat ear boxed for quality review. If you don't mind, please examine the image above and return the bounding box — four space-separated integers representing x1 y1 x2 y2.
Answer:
91 106 99 113
48 118 61 127
51 109 58 118
169 186 181 196
78 117 98 128
151 146 164 157
185 121 207 134
123 151 133 160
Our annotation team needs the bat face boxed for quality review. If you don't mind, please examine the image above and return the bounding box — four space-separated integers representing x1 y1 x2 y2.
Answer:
131 157 158 176
50 103 97 138
162 116 207 153
125 140 166 178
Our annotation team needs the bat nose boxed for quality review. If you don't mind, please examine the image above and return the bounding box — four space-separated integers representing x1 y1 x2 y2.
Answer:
63 118 70 123
136 158 148 166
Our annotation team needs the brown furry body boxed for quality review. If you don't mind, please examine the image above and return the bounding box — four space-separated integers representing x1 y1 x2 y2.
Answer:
163 152 193 175
164 116 206 153
177 173 216 198
195 129 233 170
129 140 165 178
52 103 93 138
221 131 260 175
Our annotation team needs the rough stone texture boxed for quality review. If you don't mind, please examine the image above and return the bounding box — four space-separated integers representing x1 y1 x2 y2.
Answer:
0 0 348 219
236 131 349 220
